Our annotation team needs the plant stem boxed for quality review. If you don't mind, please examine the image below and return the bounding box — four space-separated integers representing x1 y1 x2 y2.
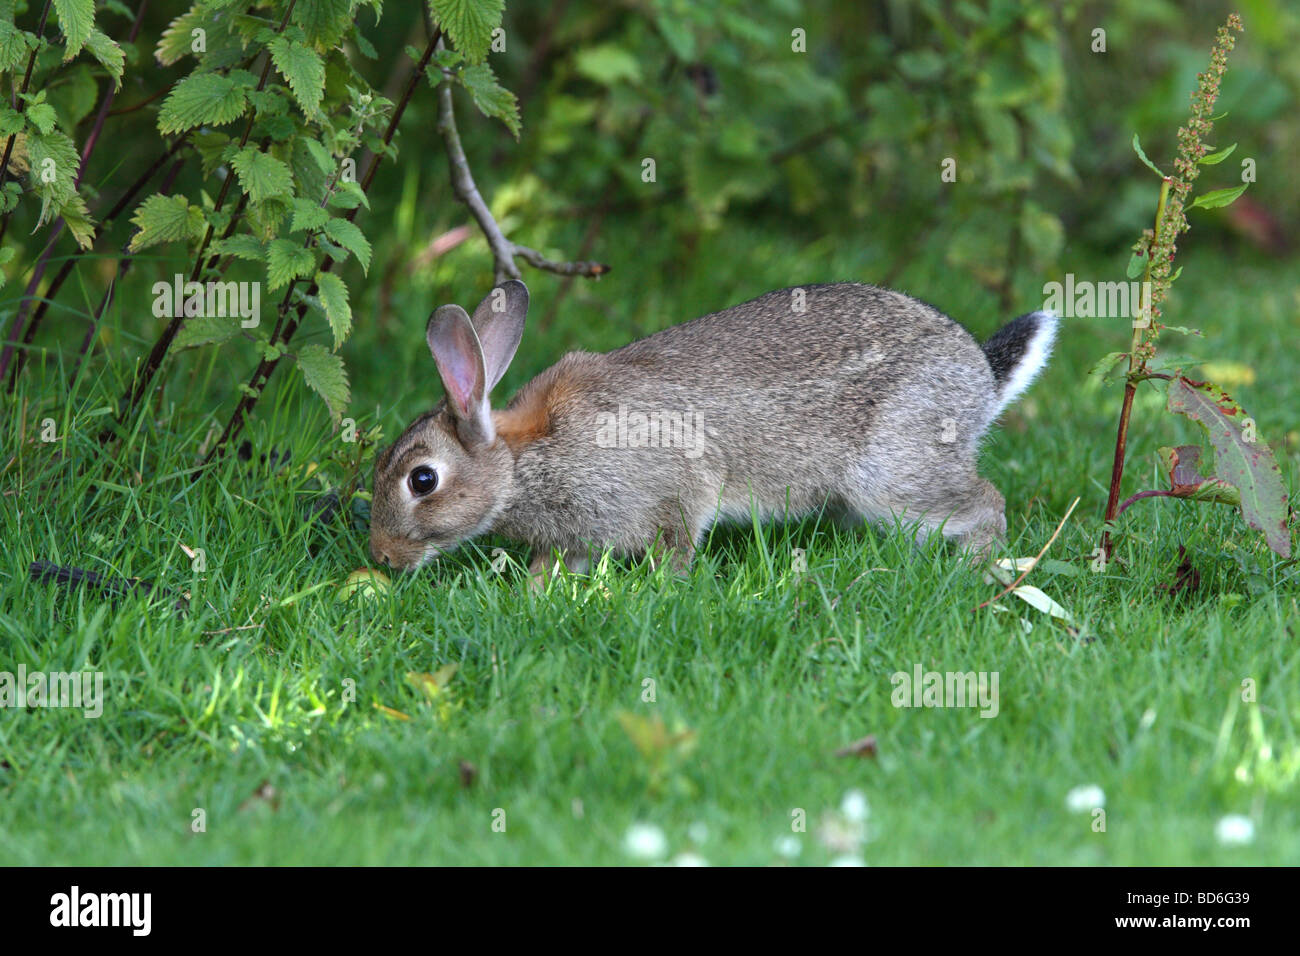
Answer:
1100 178 1171 557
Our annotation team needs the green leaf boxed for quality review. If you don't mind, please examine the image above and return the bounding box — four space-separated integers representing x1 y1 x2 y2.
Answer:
293 0 353 49
296 343 351 423
1087 351 1128 384
230 146 294 203
156 6 205 66
1166 376 1291 558
301 137 334 174
59 192 95 249
323 217 371 273
268 35 325 118
0 20 38 73
27 130 83 226
458 62 520 138
573 43 643 85
1131 133 1165 177
172 315 245 350
158 72 248 134
213 233 266 261
315 270 352 348
127 193 205 252
84 30 125 88
290 197 329 233
266 238 316 290
428 0 504 64
327 180 369 210
1125 251 1146 280
26 102 57 135
0 105 21 138
1189 183 1249 210
53 0 95 60
1198 143 1236 165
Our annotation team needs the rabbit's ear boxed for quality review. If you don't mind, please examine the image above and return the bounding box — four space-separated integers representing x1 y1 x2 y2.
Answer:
427 304 495 446
469 280 528 393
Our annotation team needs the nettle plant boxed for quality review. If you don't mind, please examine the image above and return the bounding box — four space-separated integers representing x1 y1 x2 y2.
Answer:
0 0 523 461
1095 14 1290 563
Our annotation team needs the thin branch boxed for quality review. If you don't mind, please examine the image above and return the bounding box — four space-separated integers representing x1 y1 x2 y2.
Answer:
974 497 1080 612
1115 489 1176 517
435 50 610 282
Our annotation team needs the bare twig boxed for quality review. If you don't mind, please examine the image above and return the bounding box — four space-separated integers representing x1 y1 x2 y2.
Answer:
974 496 1080 612
435 49 610 283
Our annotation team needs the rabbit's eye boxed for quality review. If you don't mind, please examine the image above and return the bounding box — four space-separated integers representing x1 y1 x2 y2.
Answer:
408 466 438 496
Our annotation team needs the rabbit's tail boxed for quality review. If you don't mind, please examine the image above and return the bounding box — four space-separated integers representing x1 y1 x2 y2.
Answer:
982 310 1058 419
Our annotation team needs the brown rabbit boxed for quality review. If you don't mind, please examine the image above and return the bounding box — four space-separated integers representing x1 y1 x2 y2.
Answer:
369 280 1056 576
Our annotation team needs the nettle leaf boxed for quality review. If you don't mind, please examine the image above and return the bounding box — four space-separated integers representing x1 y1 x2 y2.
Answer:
213 233 266 261
296 342 350 423
293 0 353 50
1166 375 1291 558
230 146 294 203
458 62 520 138
27 130 83 222
1198 143 1237 166
429 0 504 64
0 105 21 138
315 270 351 348
84 30 125 88
328 179 369 210
127 193 205 252
269 35 325 117
323 217 371 273
157 6 205 66
53 0 95 60
158 72 249 134
26 102 57 135
1190 183 1249 210
0 20 38 73
60 192 95 249
172 314 244 350
266 238 316 289
290 197 329 233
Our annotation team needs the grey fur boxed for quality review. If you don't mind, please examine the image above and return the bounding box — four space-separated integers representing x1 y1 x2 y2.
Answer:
369 280 1056 574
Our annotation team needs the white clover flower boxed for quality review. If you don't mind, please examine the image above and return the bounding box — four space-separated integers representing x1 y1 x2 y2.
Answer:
774 835 803 859
1214 815 1255 846
671 852 709 867
828 855 866 867
840 789 870 823
624 823 668 860
1065 784 1105 813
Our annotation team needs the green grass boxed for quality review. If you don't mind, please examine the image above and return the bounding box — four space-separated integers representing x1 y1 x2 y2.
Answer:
2 219 1297 865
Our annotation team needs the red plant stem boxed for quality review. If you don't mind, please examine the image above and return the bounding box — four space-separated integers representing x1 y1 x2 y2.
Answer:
1100 178 1171 559
1115 489 1176 517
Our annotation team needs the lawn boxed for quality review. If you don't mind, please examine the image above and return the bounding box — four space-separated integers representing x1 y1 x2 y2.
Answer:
2 215 1296 865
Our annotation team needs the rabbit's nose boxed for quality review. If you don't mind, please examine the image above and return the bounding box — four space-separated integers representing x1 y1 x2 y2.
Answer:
370 540 393 566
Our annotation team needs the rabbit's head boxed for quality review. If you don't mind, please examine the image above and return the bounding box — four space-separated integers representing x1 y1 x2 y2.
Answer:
369 281 528 570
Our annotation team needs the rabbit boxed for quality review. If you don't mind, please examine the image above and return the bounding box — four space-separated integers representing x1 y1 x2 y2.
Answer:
369 279 1057 577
